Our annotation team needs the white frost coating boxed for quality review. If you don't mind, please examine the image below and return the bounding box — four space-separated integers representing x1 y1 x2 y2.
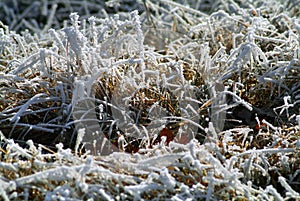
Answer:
274 96 294 118
0 1 299 200
261 119 278 131
0 162 19 172
15 165 79 186
99 189 114 201
130 10 144 60
278 176 300 199
9 93 48 123
265 185 284 201
11 52 40 75
134 153 185 172
296 138 300 149
223 90 253 111
49 28 66 54
0 180 10 201
63 27 83 57
159 168 176 190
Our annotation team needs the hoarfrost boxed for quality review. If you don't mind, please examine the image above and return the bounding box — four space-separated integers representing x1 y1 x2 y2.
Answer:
0 0 299 200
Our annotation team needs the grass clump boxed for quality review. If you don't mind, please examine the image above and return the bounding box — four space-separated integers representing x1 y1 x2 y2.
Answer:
0 0 299 200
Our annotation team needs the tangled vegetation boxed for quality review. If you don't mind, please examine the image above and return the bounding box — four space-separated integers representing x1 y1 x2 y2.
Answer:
0 0 299 200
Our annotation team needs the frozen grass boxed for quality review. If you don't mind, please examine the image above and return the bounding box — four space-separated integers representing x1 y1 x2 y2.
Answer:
0 0 300 200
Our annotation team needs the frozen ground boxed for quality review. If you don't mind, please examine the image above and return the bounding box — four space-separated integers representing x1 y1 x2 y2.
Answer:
0 0 299 200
